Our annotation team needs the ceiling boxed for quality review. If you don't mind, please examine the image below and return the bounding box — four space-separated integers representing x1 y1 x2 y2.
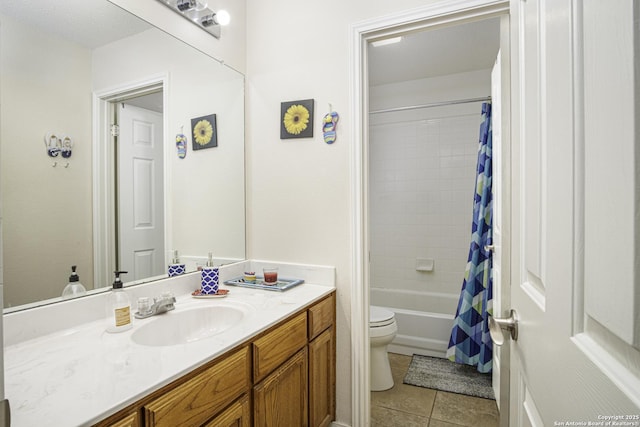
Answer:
368 17 501 86
0 0 151 49
2 1 499 87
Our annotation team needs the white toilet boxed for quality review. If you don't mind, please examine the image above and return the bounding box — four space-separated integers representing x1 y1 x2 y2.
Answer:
369 305 398 391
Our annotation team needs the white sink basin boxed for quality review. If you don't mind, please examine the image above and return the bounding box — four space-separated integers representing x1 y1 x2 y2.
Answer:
131 305 246 346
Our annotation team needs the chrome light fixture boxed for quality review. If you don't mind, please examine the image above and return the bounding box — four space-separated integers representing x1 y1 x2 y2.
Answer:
201 10 231 27
155 0 230 39
176 0 197 11
200 13 216 27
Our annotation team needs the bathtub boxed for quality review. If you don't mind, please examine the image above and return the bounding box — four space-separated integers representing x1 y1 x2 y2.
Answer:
370 288 459 358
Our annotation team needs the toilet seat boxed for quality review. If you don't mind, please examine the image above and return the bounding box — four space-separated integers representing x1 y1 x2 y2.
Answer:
370 306 395 328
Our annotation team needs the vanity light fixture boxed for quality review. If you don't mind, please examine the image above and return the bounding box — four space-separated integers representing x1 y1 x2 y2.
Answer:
155 0 230 39
176 0 197 11
201 11 231 27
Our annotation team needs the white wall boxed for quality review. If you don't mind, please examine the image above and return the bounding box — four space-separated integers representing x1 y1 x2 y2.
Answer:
369 70 490 315
0 14 94 307
245 0 444 423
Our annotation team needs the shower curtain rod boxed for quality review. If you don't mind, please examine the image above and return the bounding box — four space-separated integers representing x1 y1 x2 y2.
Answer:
369 96 491 115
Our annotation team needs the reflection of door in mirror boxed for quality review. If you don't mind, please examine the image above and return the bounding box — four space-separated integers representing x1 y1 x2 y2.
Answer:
116 95 165 281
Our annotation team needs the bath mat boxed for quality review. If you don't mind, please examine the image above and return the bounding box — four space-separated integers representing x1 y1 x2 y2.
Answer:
403 354 495 400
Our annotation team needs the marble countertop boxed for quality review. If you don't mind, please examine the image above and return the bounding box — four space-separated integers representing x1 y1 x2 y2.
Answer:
4 262 335 427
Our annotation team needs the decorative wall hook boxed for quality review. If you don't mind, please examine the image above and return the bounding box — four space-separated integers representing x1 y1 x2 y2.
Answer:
60 135 73 159
45 134 61 157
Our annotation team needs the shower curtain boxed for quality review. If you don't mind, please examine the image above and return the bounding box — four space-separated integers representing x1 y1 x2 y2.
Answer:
446 102 493 374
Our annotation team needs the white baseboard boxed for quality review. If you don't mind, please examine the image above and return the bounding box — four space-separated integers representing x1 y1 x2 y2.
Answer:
331 421 351 427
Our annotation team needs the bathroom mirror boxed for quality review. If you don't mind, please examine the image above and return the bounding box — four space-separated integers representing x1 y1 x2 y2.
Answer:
0 0 245 310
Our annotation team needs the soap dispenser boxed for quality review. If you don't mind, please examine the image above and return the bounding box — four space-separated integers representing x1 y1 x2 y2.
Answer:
168 250 186 277
106 271 132 333
206 252 215 267
200 252 219 295
62 265 87 299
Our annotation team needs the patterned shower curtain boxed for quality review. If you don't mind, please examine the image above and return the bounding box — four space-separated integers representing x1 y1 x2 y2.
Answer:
446 102 493 374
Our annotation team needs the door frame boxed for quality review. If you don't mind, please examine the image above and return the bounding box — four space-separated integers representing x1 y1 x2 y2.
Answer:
349 1 509 425
92 74 170 288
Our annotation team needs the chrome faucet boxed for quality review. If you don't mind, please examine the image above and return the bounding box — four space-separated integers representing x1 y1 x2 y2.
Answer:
134 293 176 319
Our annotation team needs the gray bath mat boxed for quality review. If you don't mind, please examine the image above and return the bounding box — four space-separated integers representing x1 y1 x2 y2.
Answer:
403 354 495 400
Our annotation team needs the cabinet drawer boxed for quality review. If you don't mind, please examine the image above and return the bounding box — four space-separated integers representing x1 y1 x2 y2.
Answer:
253 312 307 383
111 413 139 427
308 294 335 341
144 346 250 427
95 411 140 427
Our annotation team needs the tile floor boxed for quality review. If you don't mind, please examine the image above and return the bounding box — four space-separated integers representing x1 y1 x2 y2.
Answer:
371 353 500 427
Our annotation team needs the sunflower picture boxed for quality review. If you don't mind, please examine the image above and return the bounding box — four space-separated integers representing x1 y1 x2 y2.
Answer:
190 114 218 150
281 99 314 139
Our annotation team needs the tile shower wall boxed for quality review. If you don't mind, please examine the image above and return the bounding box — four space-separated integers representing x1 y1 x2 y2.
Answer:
369 94 487 313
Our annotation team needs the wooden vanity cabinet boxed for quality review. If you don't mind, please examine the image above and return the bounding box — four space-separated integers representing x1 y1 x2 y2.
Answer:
93 292 335 427
251 292 336 427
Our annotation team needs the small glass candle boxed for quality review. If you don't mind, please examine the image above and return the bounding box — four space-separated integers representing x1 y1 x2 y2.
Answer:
263 268 278 284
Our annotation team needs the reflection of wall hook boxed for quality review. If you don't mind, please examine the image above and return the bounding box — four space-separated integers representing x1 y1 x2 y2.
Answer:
52 161 58 167
64 162 70 168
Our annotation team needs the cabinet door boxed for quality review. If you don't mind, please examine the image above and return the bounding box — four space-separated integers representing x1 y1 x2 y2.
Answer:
308 327 335 427
203 395 250 427
254 347 308 427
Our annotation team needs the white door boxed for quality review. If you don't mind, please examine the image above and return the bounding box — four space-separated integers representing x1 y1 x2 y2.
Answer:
490 48 509 416
118 103 165 281
504 0 640 424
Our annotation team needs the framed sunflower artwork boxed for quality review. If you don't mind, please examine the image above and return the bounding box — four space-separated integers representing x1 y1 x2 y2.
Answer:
191 114 217 150
280 99 314 139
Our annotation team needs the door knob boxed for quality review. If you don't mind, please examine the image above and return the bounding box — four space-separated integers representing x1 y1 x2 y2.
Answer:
489 309 518 346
